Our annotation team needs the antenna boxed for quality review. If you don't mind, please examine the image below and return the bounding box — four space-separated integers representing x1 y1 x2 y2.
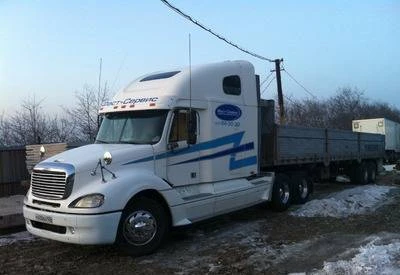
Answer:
98 58 102 95
187 33 196 145
189 34 192 112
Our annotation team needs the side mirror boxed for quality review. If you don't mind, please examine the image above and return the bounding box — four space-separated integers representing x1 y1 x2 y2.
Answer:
187 111 197 145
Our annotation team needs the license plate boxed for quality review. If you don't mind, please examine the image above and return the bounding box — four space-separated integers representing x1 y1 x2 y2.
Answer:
35 214 53 224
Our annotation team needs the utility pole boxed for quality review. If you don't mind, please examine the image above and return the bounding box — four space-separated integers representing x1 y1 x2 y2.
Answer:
274 58 285 124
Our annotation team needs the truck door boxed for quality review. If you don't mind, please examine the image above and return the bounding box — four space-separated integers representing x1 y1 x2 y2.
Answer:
166 109 200 186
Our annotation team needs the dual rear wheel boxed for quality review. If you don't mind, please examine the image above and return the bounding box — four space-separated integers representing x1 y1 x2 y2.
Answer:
349 161 376 185
271 173 312 211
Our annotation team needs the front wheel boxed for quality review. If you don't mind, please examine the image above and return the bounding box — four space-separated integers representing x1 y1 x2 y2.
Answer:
271 174 291 211
117 197 169 256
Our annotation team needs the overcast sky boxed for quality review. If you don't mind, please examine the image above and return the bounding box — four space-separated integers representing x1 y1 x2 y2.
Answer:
1 1 399 115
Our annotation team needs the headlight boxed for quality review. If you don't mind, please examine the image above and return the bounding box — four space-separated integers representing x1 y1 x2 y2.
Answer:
69 194 104 208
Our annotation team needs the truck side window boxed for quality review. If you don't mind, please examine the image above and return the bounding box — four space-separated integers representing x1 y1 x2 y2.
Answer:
223 75 241 95
169 110 189 142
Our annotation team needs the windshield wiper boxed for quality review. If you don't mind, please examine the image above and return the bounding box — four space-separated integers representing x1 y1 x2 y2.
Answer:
119 141 142 144
95 140 109 144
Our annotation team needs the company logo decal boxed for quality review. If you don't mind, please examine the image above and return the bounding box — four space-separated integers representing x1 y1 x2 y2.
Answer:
215 104 242 121
101 97 158 107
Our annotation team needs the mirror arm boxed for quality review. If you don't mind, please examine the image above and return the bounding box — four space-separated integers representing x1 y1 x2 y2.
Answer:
168 142 179 151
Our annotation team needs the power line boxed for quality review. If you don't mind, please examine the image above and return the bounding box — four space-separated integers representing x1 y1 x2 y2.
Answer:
283 94 297 105
260 71 274 87
281 64 317 99
283 94 308 113
261 76 276 96
160 0 274 62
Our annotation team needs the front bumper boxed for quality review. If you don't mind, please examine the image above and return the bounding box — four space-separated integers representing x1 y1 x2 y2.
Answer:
23 205 121 245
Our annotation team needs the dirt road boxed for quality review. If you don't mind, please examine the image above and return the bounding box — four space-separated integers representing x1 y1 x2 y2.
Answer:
1 172 400 275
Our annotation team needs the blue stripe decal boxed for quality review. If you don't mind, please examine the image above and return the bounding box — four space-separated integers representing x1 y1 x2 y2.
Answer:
171 142 254 166
123 131 256 170
230 155 257 170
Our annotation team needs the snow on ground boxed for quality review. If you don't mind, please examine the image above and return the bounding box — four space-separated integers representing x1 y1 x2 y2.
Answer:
335 175 351 183
291 185 397 218
0 231 37 247
141 220 266 273
383 165 396 172
311 235 400 275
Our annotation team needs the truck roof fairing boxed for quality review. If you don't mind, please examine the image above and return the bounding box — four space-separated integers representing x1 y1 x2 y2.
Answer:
99 60 255 114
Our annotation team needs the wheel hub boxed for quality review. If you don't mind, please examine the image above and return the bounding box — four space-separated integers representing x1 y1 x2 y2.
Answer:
123 210 157 246
279 184 290 204
298 179 309 199
364 169 368 182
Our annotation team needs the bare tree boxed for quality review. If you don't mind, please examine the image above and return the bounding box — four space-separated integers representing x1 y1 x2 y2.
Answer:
64 83 109 142
0 112 11 146
46 115 79 143
285 87 400 129
0 83 110 146
358 102 400 123
0 96 58 145
286 98 329 128
327 87 365 129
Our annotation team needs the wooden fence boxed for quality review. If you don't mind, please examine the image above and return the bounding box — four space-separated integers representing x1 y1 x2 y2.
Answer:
0 146 30 197
0 143 87 197
26 143 67 174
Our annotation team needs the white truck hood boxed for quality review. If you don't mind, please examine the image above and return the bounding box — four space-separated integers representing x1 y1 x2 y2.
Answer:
42 144 154 173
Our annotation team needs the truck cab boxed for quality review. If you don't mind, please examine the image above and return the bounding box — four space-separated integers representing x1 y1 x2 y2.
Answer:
23 60 275 255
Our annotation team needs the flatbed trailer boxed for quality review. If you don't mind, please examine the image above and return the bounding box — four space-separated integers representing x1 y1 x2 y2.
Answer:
259 99 384 186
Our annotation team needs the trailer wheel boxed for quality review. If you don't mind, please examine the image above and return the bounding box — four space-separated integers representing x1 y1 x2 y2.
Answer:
351 162 369 185
292 174 311 204
271 174 291 211
117 197 169 256
367 162 377 183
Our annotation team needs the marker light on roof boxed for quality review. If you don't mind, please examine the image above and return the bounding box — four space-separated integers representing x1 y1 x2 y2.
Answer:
150 103 156 107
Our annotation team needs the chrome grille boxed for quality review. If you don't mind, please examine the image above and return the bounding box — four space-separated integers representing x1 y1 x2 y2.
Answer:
31 162 75 200
31 170 67 199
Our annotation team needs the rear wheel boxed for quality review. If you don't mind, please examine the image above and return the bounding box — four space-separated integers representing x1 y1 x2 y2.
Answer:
117 197 169 256
271 174 291 211
367 162 377 183
350 162 368 185
291 174 311 204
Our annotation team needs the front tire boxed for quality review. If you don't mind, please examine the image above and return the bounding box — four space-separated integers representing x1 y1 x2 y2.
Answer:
117 197 169 256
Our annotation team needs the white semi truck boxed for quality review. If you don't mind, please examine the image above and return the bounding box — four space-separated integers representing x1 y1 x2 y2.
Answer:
23 60 384 255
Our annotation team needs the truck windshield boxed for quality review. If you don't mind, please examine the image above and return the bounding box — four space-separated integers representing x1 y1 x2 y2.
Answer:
95 110 169 144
